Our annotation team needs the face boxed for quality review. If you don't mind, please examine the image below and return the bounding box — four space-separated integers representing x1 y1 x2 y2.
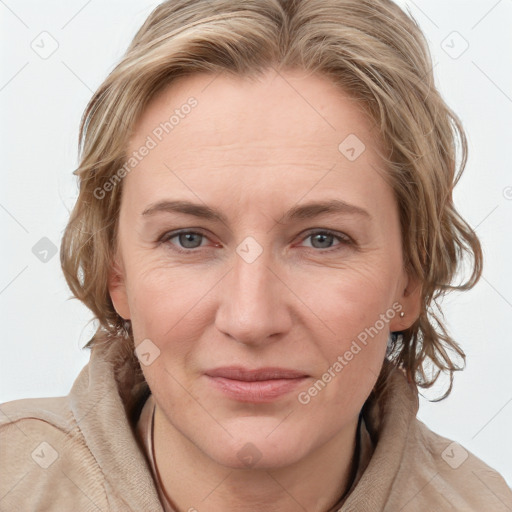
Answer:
109 68 420 469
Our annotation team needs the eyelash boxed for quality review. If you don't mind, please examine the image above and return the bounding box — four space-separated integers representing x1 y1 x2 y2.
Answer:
158 229 354 255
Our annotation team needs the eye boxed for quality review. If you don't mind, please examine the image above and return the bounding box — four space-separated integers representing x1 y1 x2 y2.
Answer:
299 230 352 251
159 230 211 252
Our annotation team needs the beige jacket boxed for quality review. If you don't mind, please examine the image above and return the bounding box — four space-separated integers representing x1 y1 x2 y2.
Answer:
1 338 511 511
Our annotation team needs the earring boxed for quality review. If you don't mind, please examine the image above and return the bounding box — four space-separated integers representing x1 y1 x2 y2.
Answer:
400 311 405 318
122 320 132 339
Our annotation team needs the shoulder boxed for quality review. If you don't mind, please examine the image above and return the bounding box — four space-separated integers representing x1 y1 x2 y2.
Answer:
0 395 109 510
390 416 512 511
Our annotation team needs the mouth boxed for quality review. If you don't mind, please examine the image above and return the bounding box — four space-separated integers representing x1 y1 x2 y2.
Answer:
204 366 309 403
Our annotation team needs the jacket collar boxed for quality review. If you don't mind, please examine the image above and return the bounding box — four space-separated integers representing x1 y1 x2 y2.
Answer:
69 336 161 510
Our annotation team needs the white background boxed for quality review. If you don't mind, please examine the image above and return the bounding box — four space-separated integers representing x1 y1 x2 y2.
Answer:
1 0 511 487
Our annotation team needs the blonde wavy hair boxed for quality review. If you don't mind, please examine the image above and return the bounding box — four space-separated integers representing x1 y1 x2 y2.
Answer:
61 0 482 400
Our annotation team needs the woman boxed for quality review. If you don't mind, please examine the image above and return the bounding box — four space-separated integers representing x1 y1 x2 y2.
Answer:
1 0 511 510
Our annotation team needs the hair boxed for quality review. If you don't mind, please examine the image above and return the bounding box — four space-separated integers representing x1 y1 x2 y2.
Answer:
60 0 482 401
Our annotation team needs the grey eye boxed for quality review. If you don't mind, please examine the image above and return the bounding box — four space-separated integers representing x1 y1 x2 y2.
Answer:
176 232 204 249
308 232 336 249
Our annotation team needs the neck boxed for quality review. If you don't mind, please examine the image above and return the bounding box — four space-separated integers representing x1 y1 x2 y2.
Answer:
152 405 360 512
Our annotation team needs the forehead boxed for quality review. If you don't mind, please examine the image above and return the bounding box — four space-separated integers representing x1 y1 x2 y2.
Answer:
129 68 379 157
124 69 390 214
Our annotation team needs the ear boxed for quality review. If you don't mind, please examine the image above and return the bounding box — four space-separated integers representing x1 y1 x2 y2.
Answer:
389 271 422 332
108 255 131 320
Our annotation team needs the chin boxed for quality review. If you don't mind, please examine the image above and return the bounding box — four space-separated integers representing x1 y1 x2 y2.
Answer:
198 420 313 470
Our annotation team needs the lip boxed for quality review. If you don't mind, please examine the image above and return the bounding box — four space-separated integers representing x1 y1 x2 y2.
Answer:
204 366 309 403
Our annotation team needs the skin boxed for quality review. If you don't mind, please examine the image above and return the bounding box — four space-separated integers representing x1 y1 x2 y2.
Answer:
109 68 421 512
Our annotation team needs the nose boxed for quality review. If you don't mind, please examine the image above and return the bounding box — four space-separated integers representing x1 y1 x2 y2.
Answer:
214 246 293 347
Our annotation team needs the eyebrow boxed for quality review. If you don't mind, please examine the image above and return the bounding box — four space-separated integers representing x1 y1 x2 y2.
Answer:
141 199 371 224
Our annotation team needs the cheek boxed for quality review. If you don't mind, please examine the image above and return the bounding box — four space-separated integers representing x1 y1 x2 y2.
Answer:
293 258 397 383
297 258 398 335
297 269 394 413
124 258 216 344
